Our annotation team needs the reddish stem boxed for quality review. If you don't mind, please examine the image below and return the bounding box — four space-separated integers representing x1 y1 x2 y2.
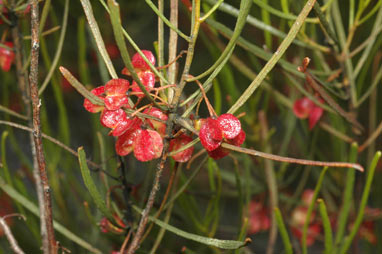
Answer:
29 1 57 253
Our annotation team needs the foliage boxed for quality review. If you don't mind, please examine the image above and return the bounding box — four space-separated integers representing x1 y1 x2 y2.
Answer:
1 0 382 253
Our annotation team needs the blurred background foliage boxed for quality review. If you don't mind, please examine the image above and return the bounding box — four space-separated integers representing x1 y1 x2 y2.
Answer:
1 0 382 253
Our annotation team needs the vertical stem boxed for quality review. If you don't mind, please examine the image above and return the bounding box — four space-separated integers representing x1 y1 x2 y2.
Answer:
9 0 48 249
259 111 278 254
157 0 166 101
125 151 169 254
172 0 201 107
29 1 57 253
167 0 179 103
366 53 380 162
126 2 201 253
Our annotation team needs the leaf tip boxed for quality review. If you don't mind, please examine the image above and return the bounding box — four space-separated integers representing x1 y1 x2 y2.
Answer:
244 237 252 246
59 66 66 73
354 164 364 172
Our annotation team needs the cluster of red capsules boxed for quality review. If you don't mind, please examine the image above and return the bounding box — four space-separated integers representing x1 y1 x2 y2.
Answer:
198 114 245 159
85 51 167 161
84 50 245 162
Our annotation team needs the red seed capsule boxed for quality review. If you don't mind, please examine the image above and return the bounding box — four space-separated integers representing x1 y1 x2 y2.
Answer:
217 113 241 139
131 50 156 71
83 86 105 113
199 118 223 152
134 129 163 161
169 134 194 162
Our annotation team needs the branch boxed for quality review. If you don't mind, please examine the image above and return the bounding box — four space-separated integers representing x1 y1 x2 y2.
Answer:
29 0 57 253
221 143 364 172
0 216 25 254
125 2 203 252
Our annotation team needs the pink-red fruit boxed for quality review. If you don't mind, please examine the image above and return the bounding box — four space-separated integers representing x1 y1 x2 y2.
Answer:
293 97 324 129
199 114 245 159
100 109 133 137
199 118 223 152
217 113 241 139
134 129 163 161
0 42 15 72
131 50 156 71
169 134 194 162
83 86 105 113
143 107 168 136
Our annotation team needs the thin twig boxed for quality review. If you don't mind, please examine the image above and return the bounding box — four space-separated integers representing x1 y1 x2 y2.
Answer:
221 143 364 172
0 216 25 254
29 1 57 252
0 104 28 120
359 120 382 152
140 163 179 243
125 147 169 254
167 0 179 103
188 75 217 117
259 111 278 254
119 229 133 254
23 26 61 40
9 0 49 250
299 57 364 133
319 122 354 144
0 120 115 177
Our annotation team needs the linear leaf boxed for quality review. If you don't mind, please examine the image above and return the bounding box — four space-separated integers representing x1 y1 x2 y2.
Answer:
228 0 317 114
77 147 115 223
133 205 250 249
0 177 102 254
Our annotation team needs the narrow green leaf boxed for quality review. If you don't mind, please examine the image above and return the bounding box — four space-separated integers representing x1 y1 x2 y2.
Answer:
212 79 222 115
334 143 358 249
252 0 318 23
39 0 51 33
317 199 333 254
59 66 104 106
163 156 208 211
339 151 381 254
182 47 235 118
228 0 317 114
274 207 293 254
204 0 316 50
358 0 382 25
302 166 328 254
77 147 114 223
145 0 189 41
353 7 382 80
108 0 165 110
38 0 69 95
0 178 102 254
77 17 91 85
201 0 224 22
80 0 118 79
0 104 28 120
189 0 252 81
133 205 250 249
313 1 339 47
1 131 12 185
39 37 70 146
97 0 169 84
